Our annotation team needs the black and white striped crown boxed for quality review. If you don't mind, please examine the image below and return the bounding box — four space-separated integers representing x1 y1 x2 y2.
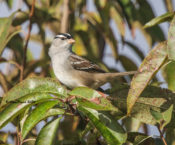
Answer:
54 33 72 40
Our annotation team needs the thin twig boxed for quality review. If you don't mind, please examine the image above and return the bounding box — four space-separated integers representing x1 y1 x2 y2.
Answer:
16 127 20 145
20 0 36 82
157 126 168 145
22 138 36 144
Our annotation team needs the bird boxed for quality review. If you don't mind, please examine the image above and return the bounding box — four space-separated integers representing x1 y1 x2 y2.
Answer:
48 33 137 89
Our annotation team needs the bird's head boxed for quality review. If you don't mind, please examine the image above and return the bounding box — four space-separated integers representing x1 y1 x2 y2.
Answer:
49 33 75 56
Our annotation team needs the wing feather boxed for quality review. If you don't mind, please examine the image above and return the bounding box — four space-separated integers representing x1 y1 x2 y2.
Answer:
69 54 105 73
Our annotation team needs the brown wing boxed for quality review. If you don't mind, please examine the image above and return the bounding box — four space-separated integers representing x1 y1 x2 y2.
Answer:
68 54 105 73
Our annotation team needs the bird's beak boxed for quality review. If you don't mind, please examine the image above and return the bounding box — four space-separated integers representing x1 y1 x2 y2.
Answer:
68 39 75 44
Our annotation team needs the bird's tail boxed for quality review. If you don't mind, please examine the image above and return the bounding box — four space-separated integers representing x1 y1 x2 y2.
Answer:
94 71 137 84
106 71 137 78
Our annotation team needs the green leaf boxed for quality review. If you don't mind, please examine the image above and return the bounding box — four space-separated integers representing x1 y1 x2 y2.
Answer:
35 117 61 145
168 15 175 60
127 132 155 145
70 87 101 99
6 0 13 9
0 12 21 55
0 93 53 129
1 77 67 106
22 101 63 139
127 42 167 115
144 12 174 28
150 109 163 122
162 61 175 91
70 87 121 113
150 105 173 129
78 106 127 145
109 83 175 125
117 0 135 29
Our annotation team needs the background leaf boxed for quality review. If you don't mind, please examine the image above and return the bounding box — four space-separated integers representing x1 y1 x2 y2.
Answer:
127 42 167 115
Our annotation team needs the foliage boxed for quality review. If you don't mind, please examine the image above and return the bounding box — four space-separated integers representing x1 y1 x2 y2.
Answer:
0 0 175 145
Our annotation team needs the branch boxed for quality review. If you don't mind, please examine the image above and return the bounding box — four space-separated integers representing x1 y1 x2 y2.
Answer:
20 0 36 82
60 0 69 33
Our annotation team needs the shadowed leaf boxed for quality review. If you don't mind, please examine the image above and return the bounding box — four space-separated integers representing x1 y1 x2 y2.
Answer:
119 55 138 71
109 84 175 125
78 106 127 145
127 132 155 145
0 93 53 129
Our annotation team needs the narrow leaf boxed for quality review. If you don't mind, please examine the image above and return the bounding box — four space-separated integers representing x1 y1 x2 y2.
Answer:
127 42 167 115
162 61 175 91
35 118 61 145
144 12 174 28
162 104 173 128
22 101 62 139
110 6 125 37
168 15 175 60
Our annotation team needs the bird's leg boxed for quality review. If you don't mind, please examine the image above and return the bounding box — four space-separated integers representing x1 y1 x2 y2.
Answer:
66 95 76 102
89 90 108 104
97 91 107 98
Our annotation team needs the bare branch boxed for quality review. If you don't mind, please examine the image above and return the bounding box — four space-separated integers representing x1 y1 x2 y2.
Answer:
20 0 36 82
60 0 69 33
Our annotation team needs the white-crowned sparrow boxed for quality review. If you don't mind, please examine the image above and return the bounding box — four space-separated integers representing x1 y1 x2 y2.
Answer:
48 33 137 89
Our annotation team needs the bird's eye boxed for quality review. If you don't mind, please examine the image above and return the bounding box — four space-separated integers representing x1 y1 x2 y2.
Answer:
67 36 71 39
61 38 65 40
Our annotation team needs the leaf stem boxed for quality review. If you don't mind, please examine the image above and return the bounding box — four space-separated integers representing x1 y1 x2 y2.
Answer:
157 126 167 145
20 0 36 82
